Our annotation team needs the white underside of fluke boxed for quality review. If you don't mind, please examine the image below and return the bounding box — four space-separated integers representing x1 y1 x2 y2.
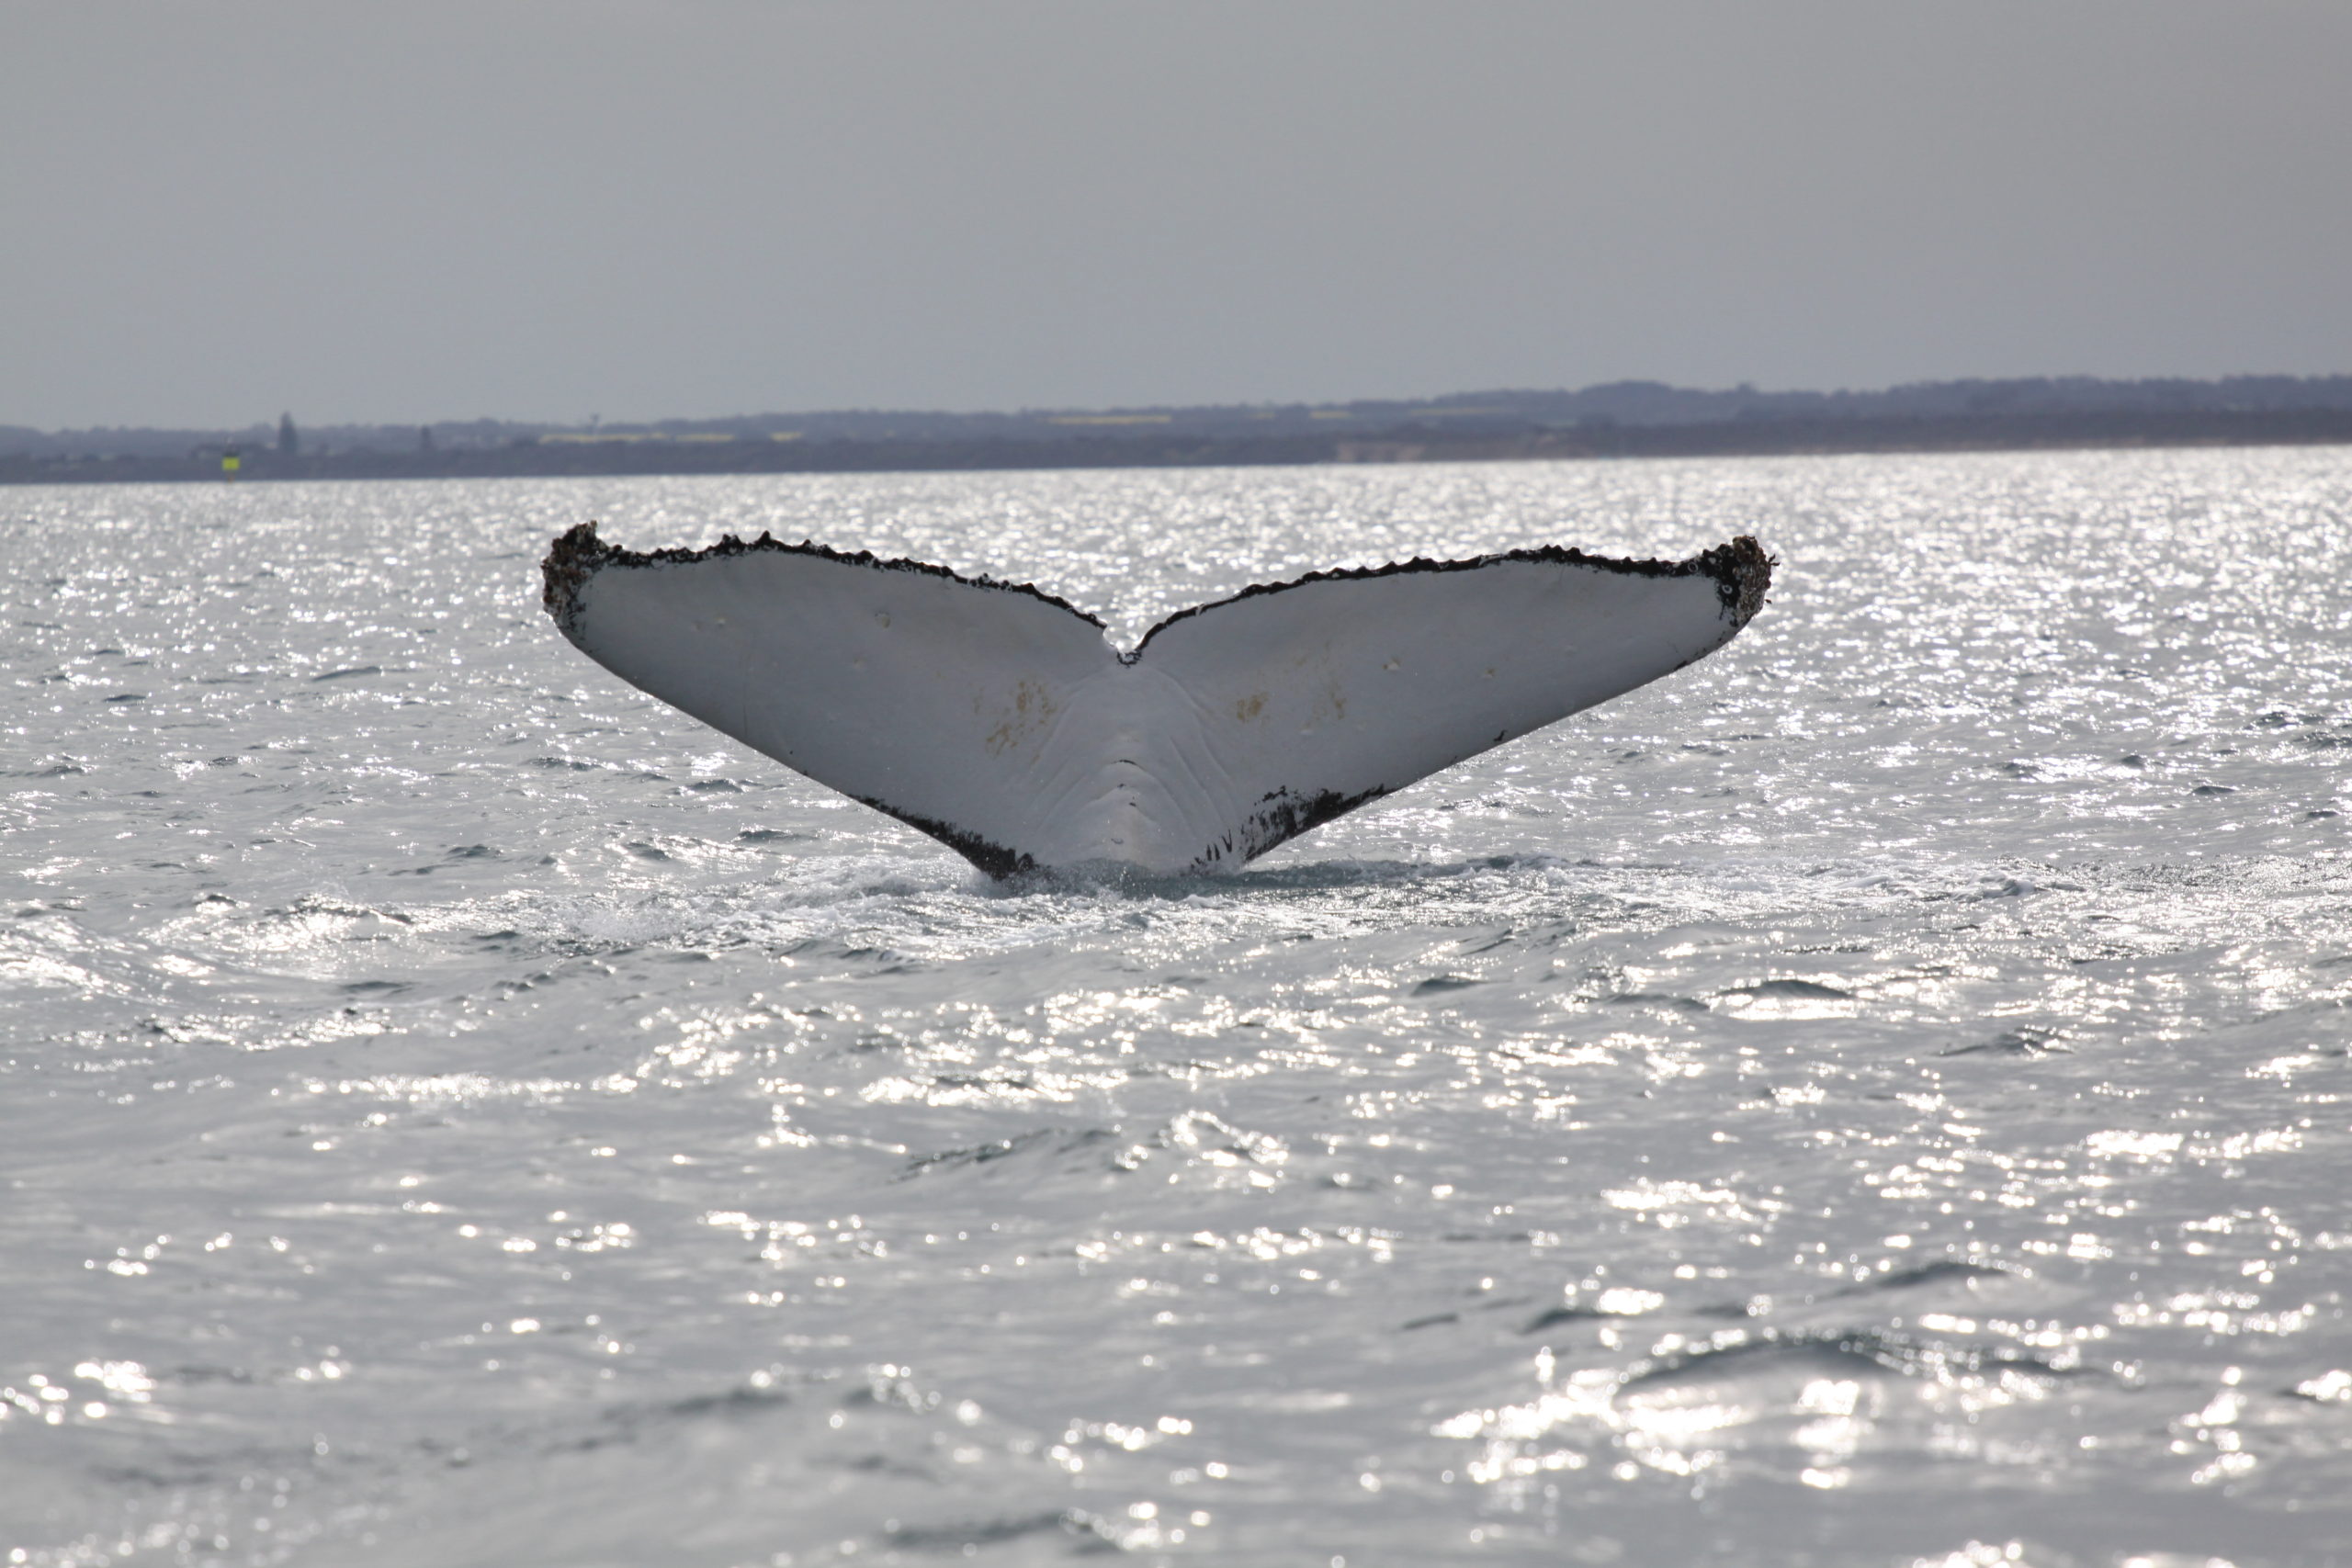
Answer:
541 527 1772 876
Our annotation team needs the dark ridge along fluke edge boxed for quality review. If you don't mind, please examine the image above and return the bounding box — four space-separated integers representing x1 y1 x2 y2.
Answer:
540 521 1104 641
854 795 1035 882
542 522 1775 657
1134 535 1771 657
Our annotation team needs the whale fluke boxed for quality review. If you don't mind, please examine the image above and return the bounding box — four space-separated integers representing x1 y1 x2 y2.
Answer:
541 524 1772 877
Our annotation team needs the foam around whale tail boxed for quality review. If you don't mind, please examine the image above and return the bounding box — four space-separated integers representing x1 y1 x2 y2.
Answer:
542 525 1772 876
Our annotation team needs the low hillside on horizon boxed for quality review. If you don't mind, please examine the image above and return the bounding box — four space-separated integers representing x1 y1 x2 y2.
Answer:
9 374 2352 483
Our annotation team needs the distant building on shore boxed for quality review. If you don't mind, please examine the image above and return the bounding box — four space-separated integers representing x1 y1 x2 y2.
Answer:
277 413 299 456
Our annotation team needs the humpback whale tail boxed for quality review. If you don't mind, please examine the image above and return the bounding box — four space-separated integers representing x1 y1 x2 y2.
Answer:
542 524 1772 877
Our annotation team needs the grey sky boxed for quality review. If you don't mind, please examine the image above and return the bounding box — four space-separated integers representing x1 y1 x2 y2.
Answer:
6 0 2347 428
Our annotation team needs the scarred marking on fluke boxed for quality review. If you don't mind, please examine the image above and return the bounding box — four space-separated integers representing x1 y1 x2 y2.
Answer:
985 679 1057 757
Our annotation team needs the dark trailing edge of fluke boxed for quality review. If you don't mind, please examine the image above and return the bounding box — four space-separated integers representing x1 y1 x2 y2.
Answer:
1129 534 1772 656
541 521 1107 642
542 522 1774 656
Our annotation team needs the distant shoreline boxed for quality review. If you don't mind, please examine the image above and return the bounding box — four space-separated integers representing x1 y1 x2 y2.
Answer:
8 407 2352 486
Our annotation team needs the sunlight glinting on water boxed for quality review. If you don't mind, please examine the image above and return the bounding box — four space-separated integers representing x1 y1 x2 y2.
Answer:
4 449 2351 1564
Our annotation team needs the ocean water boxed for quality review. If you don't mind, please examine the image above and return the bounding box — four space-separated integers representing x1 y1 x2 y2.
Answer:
4 449 2351 1568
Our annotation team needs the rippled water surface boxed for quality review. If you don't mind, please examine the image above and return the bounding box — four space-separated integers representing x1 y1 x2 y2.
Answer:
6 450 2352 1567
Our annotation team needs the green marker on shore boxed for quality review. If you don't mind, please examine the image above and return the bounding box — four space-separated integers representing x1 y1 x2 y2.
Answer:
220 446 240 480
